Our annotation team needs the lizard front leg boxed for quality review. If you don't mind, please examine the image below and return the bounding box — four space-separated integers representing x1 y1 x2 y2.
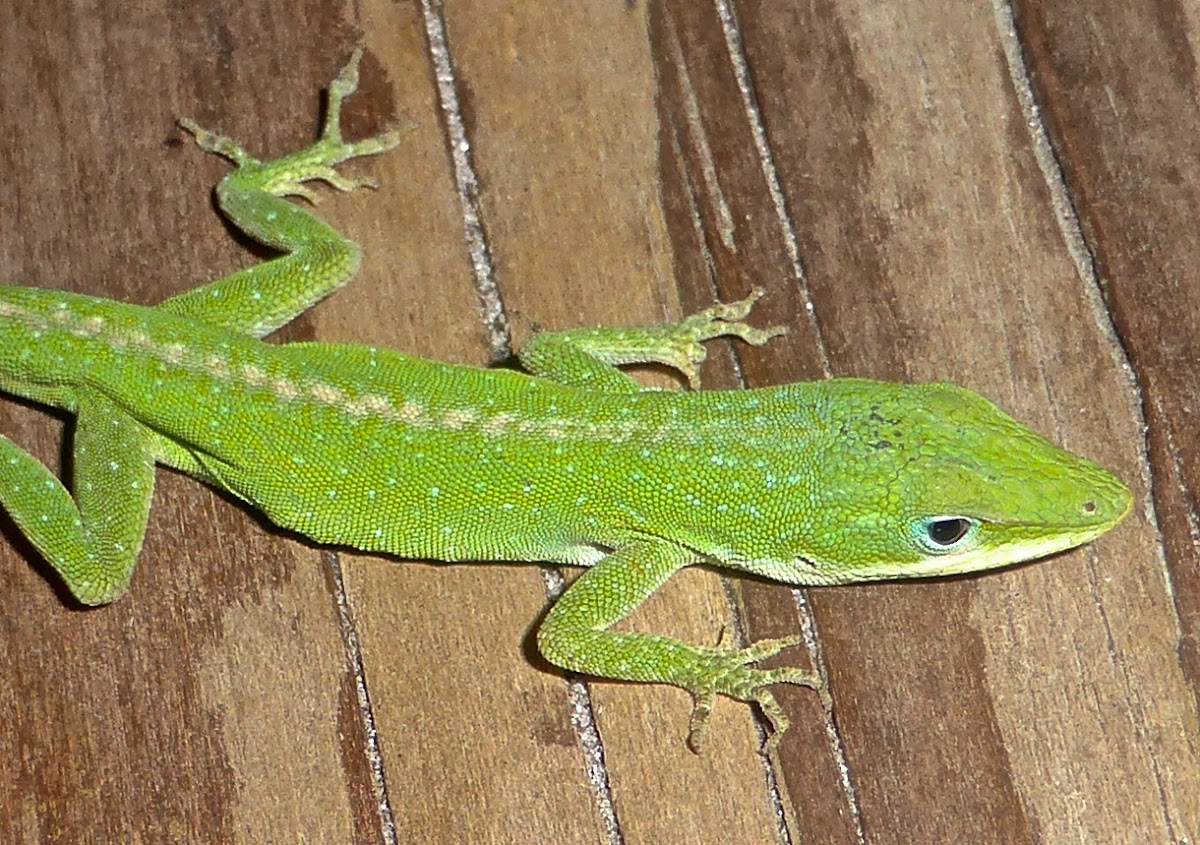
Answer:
518 289 786 391
536 539 819 752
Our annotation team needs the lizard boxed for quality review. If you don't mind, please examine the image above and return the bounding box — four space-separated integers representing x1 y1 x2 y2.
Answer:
0 50 1132 752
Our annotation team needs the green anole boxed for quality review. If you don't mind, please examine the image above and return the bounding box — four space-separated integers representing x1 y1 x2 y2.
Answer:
0 51 1131 752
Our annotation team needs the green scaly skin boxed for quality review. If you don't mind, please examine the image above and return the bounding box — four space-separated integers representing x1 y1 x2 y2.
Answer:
0 51 1132 753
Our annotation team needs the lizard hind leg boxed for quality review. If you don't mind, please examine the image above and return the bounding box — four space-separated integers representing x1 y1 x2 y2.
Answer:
163 50 405 337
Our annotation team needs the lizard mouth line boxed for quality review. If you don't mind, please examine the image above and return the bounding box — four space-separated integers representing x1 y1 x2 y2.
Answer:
875 527 1119 580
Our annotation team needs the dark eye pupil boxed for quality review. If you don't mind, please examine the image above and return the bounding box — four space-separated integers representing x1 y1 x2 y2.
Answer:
927 518 971 546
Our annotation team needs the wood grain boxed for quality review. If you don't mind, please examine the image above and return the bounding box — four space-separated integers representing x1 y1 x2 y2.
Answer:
0 1 1195 843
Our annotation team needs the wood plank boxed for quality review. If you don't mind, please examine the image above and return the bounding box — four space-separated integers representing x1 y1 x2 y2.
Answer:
1012 0 1200 835
728 0 1200 841
321 8 612 842
650 4 865 839
434 2 793 842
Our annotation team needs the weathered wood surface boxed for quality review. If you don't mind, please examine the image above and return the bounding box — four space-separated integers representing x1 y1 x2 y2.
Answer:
1 1 1196 842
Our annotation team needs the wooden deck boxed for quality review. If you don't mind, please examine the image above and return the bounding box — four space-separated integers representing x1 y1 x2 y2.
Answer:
2 1 1197 842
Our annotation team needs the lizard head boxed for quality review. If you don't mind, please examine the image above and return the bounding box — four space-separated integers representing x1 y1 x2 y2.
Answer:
735 380 1132 586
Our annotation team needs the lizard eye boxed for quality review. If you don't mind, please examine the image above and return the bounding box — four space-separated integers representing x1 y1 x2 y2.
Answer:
914 516 978 553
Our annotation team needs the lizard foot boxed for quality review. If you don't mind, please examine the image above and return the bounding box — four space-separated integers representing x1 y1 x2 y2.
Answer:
668 289 788 388
179 49 406 203
685 635 820 755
